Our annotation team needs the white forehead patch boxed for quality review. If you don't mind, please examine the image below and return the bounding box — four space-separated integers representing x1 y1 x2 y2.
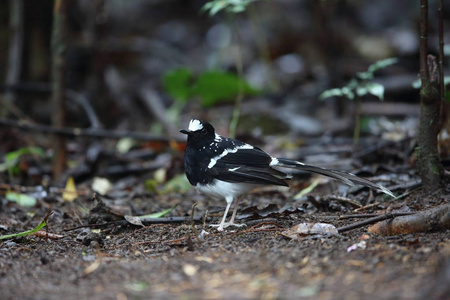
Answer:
188 119 203 132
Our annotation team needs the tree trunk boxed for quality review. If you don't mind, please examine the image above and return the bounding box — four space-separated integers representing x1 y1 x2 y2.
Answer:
51 0 69 179
416 0 443 192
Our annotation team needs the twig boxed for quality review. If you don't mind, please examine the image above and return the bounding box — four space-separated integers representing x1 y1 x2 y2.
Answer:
339 212 416 220
0 82 102 128
337 212 416 233
66 90 102 129
327 195 362 208
339 213 381 220
138 87 178 136
32 230 63 240
0 183 91 196
190 203 201 241
385 180 422 192
228 12 244 139
63 216 210 232
3 0 24 114
0 118 183 143
354 202 380 212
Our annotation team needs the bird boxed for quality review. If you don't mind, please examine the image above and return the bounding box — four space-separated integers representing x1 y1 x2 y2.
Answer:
180 119 394 231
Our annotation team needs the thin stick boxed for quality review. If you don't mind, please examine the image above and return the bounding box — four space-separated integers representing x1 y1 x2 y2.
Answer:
0 118 183 143
51 0 69 178
4 0 24 110
337 212 416 233
190 203 201 241
228 13 244 139
339 212 415 220
438 0 445 125
63 216 209 231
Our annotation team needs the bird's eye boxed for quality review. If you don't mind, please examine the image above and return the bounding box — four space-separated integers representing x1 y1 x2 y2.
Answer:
201 128 207 134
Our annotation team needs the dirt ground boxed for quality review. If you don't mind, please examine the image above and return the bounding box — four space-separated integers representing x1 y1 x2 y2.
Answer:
1 181 449 300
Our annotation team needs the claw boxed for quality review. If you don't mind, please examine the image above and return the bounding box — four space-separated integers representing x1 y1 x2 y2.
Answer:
210 222 246 231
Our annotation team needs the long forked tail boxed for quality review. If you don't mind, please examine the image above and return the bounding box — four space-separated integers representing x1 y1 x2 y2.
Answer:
274 158 395 198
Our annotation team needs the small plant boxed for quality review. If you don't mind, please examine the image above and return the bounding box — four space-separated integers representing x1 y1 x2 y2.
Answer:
0 147 44 177
202 0 264 16
200 0 267 137
319 57 398 149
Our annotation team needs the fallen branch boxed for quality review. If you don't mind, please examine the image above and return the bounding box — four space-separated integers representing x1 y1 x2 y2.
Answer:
337 212 416 233
368 203 450 235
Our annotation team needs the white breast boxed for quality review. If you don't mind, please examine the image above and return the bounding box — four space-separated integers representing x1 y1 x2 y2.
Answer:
196 180 257 203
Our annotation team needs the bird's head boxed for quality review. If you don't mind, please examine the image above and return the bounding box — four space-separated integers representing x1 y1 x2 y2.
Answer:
180 119 217 146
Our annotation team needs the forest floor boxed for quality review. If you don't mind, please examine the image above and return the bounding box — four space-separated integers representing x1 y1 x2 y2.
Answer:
1 179 449 300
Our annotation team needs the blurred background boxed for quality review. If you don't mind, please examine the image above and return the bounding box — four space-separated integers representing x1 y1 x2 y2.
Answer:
0 0 448 185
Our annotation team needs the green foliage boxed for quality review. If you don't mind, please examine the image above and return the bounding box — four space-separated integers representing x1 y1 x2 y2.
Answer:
320 58 398 101
192 71 258 106
0 213 49 240
162 68 193 102
6 192 37 207
319 58 398 150
202 0 264 16
163 68 258 107
161 173 192 194
0 147 44 176
137 205 178 219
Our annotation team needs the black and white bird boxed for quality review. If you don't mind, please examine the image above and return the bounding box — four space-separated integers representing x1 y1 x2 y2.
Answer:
180 119 394 231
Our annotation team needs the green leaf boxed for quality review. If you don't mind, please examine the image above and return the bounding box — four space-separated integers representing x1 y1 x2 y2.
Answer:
367 57 398 74
356 71 373 81
319 88 344 100
365 82 385 100
341 87 355 100
202 1 228 16
201 0 260 16
138 204 178 219
124 281 149 292
162 68 193 102
192 70 258 107
293 178 321 199
6 192 37 207
1 147 44 174
5 147 43 164
0 212 51 240
161 174 192 194
412 78 421 89
356 86 368 97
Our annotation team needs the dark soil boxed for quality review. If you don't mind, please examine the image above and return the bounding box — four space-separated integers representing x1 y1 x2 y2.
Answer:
1 184 449 300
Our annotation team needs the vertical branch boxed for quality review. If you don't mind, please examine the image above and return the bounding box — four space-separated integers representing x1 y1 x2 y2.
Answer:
438 0 444 124
2 0 24 117
229 13 244 139
353 97 361 151
417 0 443 192
51 0 69 179
248 4 278 91
419 0 428 86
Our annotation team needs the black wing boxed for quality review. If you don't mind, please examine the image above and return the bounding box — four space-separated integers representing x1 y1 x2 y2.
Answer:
207 145 289 186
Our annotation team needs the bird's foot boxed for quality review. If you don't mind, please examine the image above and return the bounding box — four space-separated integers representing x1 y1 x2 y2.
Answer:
210 222 247 232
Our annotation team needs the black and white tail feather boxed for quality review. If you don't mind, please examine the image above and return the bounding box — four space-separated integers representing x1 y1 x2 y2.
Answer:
273 158 394 197
181 119 394 231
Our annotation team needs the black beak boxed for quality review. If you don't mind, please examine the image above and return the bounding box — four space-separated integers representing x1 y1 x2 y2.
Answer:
180 129 190 135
